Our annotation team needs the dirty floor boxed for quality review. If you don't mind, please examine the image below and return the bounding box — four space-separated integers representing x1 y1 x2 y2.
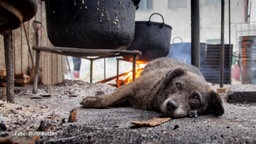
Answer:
0 80 256 143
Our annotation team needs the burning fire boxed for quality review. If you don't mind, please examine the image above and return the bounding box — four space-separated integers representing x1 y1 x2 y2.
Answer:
123 60 147 84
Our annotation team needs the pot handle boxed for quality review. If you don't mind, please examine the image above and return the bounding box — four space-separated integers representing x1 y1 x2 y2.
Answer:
148 13 165 27
132 0 141 10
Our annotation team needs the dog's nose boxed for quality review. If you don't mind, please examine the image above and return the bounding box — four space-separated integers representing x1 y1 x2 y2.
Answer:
167 100 178 111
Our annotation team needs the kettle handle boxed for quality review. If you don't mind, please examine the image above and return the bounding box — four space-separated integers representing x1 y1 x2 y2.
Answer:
148 13 165 27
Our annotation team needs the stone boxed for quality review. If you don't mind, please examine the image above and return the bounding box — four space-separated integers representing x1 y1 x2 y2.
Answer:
0 122 7 131
37 120 54 132
0 100 4 107
227 84 256 103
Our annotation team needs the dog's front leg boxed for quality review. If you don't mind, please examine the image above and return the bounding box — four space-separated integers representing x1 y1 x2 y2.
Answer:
80 83 133 108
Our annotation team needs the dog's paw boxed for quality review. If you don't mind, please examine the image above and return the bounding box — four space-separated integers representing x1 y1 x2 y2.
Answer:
188 110 198 118
80 96 103 108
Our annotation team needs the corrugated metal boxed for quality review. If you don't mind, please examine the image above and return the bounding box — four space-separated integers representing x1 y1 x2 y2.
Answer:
0 0 65 85
239 36 256 84
201 44 233 84
167 43 232 84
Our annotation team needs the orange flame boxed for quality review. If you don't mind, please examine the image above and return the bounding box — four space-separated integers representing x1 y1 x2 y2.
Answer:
124 61 147 84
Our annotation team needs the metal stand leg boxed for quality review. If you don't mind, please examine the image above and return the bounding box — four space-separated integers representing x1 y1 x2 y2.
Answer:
104 58 106 80
116 58 120 87
90 59 93 83
32 21 42 94
33 50 40 93
132 55 137 81
3 30 14 103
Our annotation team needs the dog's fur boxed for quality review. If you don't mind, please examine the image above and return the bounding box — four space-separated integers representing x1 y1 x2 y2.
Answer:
80 58 224 118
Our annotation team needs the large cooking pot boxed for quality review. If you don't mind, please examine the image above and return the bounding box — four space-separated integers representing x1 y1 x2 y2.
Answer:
44 0 140 49
0 0 38 30
127 13 172 61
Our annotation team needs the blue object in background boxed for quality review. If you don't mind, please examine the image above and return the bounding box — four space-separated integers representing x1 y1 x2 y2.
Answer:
167 43 192 64
72 57 81 71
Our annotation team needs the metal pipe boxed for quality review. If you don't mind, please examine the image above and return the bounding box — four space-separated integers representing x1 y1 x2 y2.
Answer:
104 58 106 80
220 0 225 88
90 59 93 83
3 30 14 103
32 21 42 94
33 50 40 93
191 0 200 68
116 58 120 87
132 55 137 81
22 23 35 67
98 71 128 84
228 0 232 84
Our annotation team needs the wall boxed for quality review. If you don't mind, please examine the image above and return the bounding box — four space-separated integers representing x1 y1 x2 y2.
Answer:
0 0 65 85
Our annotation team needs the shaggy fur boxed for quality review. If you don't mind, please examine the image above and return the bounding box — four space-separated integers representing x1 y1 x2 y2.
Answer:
81 58 224 118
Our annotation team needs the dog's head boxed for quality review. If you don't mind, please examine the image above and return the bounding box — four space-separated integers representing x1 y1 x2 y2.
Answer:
158 68 224 118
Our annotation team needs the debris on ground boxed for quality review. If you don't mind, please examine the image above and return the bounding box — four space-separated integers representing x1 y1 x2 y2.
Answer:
0 80 256 143
132 117 171 127
68 109 77 122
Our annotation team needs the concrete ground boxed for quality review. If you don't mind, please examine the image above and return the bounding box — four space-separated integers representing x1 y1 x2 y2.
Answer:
1 81 256 144
37 102 256 144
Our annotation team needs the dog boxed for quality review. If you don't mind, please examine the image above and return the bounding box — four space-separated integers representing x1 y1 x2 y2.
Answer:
80 58 224 118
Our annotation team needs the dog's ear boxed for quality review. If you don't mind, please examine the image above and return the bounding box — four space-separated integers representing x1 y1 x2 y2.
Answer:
208 91 224 116
155 68 185 94
162 68 185 87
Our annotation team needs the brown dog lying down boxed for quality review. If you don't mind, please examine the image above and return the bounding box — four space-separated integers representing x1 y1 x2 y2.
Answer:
80 58 224 118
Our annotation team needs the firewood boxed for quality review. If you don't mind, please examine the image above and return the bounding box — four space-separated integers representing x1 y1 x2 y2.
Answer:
0 74 31 86
0 69 6 77
15 74 31 85
0 136 40 144
68 109 77 122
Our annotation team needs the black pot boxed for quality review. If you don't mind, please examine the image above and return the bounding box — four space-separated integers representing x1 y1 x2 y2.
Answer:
128 13 172 61
44 0 140 49
0 0 37 30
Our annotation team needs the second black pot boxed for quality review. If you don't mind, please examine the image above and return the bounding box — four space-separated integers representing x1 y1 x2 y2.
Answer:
128 13 172 61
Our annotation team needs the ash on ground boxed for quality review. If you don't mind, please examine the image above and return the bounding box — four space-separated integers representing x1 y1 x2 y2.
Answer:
0 80 256 144
0 80 115 138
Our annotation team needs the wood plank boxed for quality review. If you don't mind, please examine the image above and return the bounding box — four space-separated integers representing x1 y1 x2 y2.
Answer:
52 53 57 84
14 28 22 74
0 36 5 69
0 69 6 76
21 23 29 74
57 55 63 83
41 51 48 85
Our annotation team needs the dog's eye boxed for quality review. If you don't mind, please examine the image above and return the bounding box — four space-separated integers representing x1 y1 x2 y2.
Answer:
191 93 200 100
175 82 182 90
189 92 201 109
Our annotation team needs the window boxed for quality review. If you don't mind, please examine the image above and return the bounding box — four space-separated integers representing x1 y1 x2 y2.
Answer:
204 0 228 6
138 0 153 11
204 0 219 5
168 0 187 9
206 39 221 44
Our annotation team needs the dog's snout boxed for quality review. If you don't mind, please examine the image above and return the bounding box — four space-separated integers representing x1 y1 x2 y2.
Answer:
167 100 178 111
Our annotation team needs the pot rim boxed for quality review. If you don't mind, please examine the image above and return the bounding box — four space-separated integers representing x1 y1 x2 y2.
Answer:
135 21 172 29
